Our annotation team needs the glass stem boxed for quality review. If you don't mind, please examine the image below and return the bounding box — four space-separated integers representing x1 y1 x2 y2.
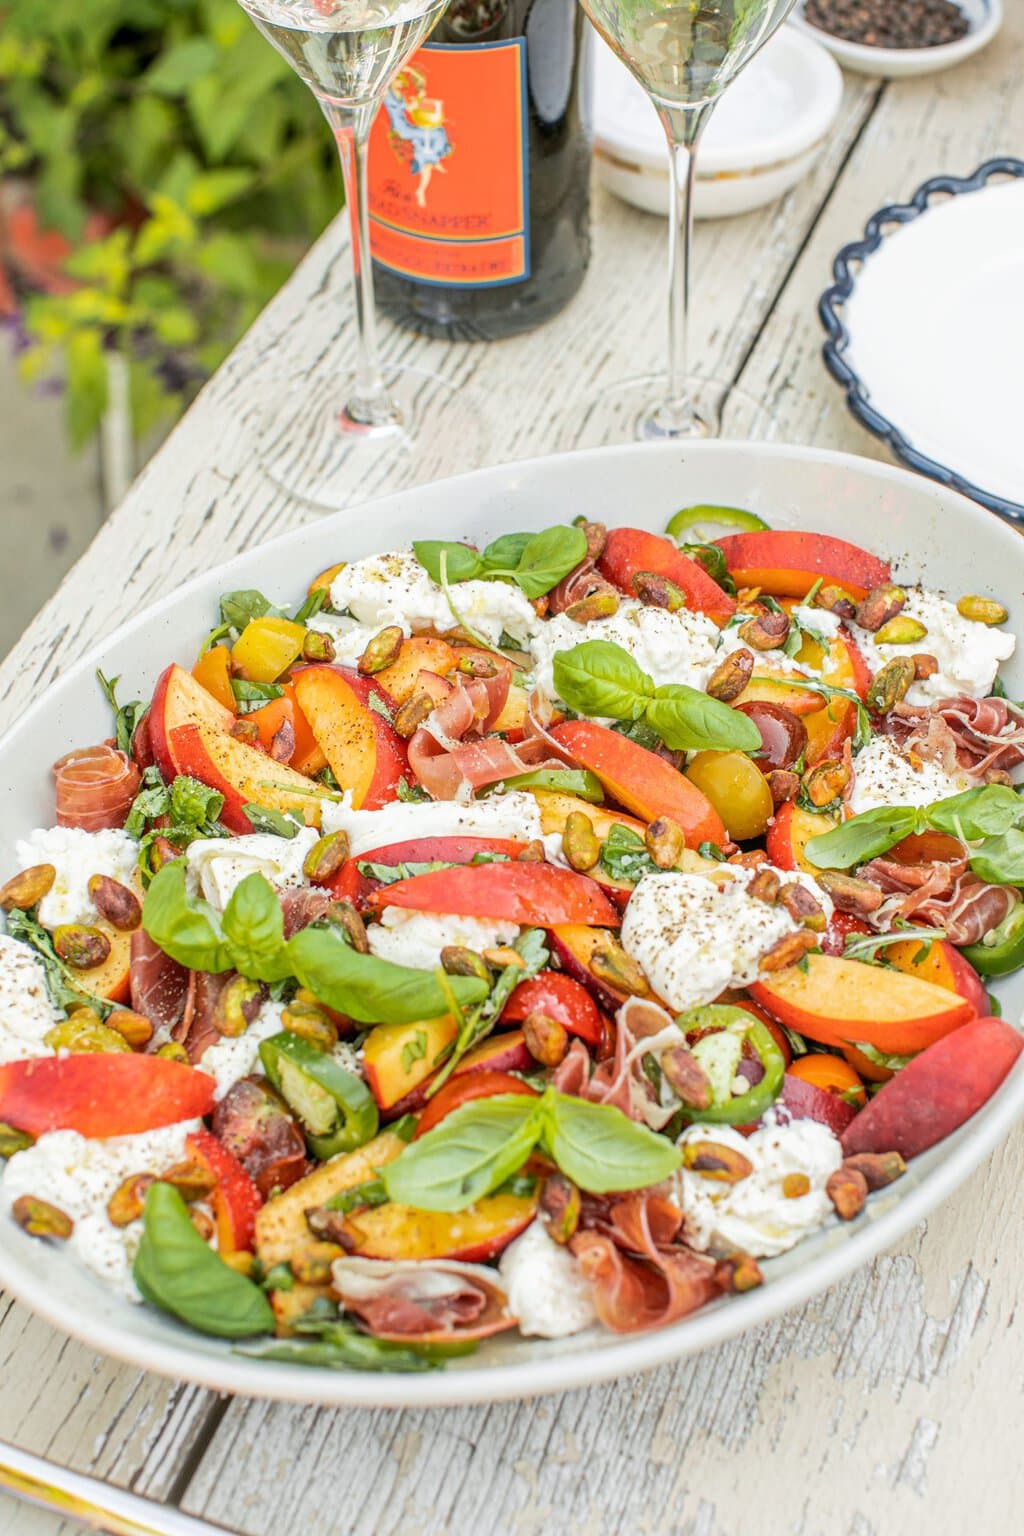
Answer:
657 105 712 433
320 99 400 431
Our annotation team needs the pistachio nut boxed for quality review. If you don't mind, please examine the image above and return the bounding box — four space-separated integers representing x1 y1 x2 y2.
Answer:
52 923 111 970
841 1151 906 1191
681 1140 753 1183
778 881 826 932
393 692 434 738
107 1173 155 1227
660 1046 712 1111
759 929 819 972
302 629 336 664
562 810 600 873
522 1010 569 1068
738 608 790 651
105 1008 154 1049
565 590 620 624
539 1172 581 1244
866 657 915 713
290 1241 346 1286
357 625 404 676
0 863 56 912
632 571 687 612
874 615 927 646
825 1165 868 1220
12 1194 73 1240
88 874 142 931
212 976 262 1039
803 758 850 808
0 1123 34 1159
590 940 650 997
854 584 906 632
281 1001 338 1052
644 816 685 870
45 1012 130 1055
957 595 1008 626
440 946 492 985
327 899 369 954
705 648 754 703
303 830 351 886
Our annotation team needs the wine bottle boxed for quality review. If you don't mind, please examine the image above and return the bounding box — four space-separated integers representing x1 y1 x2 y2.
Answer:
366 0 593 340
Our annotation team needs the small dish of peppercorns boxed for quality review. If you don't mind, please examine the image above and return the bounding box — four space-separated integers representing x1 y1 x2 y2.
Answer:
790 0 1002 78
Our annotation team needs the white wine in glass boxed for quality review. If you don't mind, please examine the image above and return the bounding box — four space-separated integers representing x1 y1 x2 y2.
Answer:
237 0 472 508
576 0 798 442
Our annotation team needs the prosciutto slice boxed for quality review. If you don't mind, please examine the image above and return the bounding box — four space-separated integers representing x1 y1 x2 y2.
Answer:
408 666 566 799
571 1192 720 1334
330 1257 516 1342
548 548 619 615
280 886 335 937
861 854 1016 946
886 696 1024 781
553 999 679 1126
130 930 191 1039
54 744 140 831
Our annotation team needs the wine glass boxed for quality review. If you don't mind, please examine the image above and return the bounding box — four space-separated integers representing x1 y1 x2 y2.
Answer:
237 0 480 508
574 0 798 442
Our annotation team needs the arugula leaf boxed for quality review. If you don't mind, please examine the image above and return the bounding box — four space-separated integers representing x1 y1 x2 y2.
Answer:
220 589 287 630
382 1094 542 1211
926 784 1024 840
552 639 653 721
96 669 146 756
843 925 947 965
231 678 285 713
356 859 455 885
142 862 234 973
803 807 921 870
427 927 550 1094
969 828 1024 887
412 540 483 585
221 874 291 983
294 587 327 624
477 768 605 804
508 525 588 599
751 674 872 751
286 925 489 1025
243 804 302 839
239 1308 438 1372
541 1092 682 1194
644 683 760 753
849 1041 916 1073
599 823 656 883
4 907 114 1018
396 776 430 803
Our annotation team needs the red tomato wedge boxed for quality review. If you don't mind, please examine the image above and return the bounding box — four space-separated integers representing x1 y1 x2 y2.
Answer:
549 720 726 849
331 836 529 907
369 860 620 927
414 1071 538 1139
0 1056 215 1138
187 1128 263 1254
501 971 602 1045
598 527 736 626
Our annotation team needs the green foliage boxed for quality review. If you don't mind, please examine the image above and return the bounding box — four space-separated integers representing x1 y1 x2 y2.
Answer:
2 0 338 448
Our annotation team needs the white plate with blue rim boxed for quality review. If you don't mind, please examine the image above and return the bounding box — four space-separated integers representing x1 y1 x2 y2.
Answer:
0 439 1023 1407
820 158 1024 524
791 0 1002 78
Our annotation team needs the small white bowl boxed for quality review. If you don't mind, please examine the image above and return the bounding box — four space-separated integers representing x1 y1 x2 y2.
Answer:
790 0 1002 79
593 25 843 221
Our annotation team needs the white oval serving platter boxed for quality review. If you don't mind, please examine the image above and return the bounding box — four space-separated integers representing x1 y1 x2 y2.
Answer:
0 439 1022 1408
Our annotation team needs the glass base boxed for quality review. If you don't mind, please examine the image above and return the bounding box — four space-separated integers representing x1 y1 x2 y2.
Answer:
259 365 490 513
563 372 775 451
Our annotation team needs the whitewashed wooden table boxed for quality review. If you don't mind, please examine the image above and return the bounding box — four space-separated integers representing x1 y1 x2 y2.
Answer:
2 18 1022 1534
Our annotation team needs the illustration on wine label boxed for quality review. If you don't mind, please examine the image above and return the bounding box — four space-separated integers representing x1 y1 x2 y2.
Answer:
368 41 530 286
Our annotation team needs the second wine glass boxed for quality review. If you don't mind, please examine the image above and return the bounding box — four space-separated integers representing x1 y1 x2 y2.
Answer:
575 0 798 443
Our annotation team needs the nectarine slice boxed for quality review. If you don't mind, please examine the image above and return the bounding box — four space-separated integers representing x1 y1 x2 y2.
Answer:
150 663 234 781
168 722 325 833
598 527 736 626
344 1191 538 1263
714 531 890 602
291 664 407 810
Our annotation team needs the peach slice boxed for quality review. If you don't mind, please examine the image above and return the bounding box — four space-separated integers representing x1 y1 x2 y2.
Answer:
291 664 407 810
150 663 234 781
766 802 838 875
750 954 976 1057
841 1016 1023 1160
714 531 890 602
598 527 736 625
168 722 325 833
885 937 989 1016
549 721 726 849
374 637 457 706
362 1016 459 1111
549 923 637 1011
343 1190 538 1263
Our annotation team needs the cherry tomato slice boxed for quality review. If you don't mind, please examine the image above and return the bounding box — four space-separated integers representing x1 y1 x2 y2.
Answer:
501 971 603 1045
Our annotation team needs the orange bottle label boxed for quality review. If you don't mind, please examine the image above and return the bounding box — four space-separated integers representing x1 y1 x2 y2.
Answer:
368 41 530 287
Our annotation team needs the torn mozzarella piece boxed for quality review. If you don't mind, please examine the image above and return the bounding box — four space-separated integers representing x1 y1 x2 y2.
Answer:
15 826 137 930
529 600 720 699
0 933 60 1064
851 588 1015 707
848 734 970 816
499 1220 598 1338
185 828 319 911
366 909 519 971
320 791 544 857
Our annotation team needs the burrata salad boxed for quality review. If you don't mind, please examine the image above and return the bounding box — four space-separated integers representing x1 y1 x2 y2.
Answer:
0 509 1022 1369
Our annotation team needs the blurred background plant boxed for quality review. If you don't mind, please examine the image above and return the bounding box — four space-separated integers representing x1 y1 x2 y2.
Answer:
0 0 338 453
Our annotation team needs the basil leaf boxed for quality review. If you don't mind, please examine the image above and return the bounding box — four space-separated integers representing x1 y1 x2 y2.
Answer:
381 1095 542 1211
645 684 761 753
220 589 286 630
599 823 657 883
482 531 533 570
221 874 291 983
552 639 653 720
477 767 605 803
511 524 588 599
285 924 489 1024
927 785 1024 840
125 770 171 838
243 804 301 838
541 1091 682 1193
134 1183 274 1339
170 775 225 830
803 807 922 870
142 862 234 973
356 859 455 885
294 587 327 624
413 540 483 585
969 828 1024 887
231 678 285 713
